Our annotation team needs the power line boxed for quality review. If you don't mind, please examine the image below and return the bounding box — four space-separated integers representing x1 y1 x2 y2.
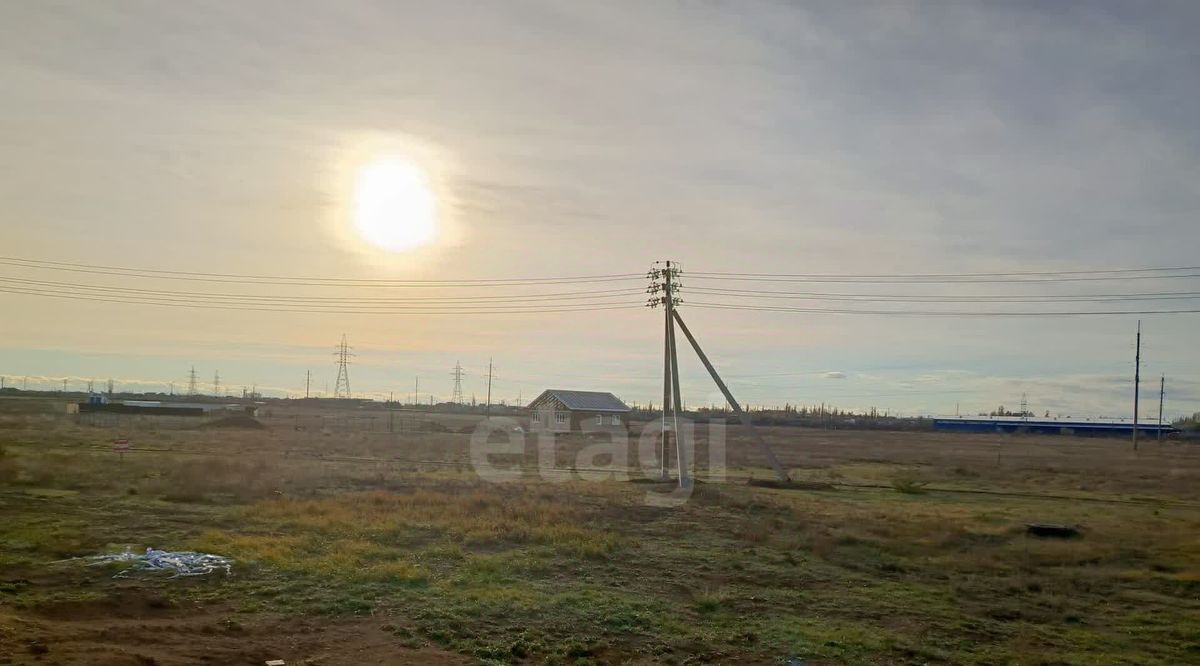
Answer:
688 265 1200 279
685 302 1200 317
0 275 644 302
0 286 644 314
686 286 1200 303
686 273 1200 285
0 257 643 287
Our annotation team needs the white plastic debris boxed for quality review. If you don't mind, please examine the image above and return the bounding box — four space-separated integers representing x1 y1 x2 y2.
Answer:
62 548 234 578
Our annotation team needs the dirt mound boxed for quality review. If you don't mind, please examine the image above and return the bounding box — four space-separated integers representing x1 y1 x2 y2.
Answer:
200 415 267 430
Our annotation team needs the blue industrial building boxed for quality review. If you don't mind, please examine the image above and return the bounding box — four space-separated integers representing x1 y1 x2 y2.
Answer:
933 416 1177 437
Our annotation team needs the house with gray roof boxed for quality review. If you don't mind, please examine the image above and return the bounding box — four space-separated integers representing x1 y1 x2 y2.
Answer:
528 389 630 433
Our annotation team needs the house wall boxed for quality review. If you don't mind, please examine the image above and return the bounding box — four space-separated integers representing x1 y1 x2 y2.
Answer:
570 411 627 432
528 401 628 433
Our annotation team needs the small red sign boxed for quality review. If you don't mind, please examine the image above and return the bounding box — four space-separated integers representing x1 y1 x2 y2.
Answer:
112 438 130 452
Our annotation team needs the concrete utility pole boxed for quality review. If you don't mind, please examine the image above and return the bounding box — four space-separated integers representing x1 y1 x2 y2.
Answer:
413 376 419 407
1133 320 1141 451
485 359 493 419
648 261 789 485
1158 375 1165 442
661 261 675 480
306 370 311 399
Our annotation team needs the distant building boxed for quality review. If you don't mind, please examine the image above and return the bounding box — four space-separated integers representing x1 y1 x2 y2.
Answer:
528 389 630 433
74 400 257 417
933 416 1176 438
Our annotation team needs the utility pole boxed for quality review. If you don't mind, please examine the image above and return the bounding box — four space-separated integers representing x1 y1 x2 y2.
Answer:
649 262 789 485
107 378 114 396
333 334 353 399
1133 320 1141 450
62 378 68 392
413 376 419 407
168 382 174 396
213 370 221 397
654 261 681 480
305 370 311 399
1158 375 1165 442
485 359 493 419
451 361 465 404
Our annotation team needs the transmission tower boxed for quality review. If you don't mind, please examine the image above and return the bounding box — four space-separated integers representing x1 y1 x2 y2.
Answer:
333 334 353 399
450 361 465 404
213 370 221 397
188 366 199 396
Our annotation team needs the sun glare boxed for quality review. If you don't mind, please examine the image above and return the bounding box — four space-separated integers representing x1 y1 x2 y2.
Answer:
353 158 439 252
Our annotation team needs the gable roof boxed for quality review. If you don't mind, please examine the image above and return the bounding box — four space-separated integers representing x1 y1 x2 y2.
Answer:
530 389 630 413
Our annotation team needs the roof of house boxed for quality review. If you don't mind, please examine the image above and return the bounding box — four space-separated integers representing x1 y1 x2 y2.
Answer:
530 389 630 413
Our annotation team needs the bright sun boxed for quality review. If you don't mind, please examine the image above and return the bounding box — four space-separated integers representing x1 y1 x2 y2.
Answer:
353 158 439 252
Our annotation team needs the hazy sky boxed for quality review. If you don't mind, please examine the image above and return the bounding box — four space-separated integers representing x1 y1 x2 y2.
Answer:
2 1 1198 417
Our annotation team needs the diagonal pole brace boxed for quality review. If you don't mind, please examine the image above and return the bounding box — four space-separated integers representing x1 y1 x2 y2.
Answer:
672 310 790 483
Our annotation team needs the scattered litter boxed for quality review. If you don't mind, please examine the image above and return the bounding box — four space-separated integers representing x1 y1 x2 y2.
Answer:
59 548 234 578
1025 523 1081 539
265 660 286 666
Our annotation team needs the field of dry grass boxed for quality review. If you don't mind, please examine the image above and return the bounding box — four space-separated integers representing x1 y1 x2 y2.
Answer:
1 396 1199 664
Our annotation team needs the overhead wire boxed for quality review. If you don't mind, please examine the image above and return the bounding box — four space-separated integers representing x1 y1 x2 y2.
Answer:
684 301 1200 317
0 275 644 304
0 286 646 315
0 256 645 287
686 286 1200 303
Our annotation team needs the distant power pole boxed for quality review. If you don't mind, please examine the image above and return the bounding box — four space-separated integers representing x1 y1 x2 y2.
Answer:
62 378 68 392
485 358 493 419
168 382 174 396
87 379 94 393
1158 375 1165 442
305 370 311 399
413 376 419 407
333 334 353 399
106 378 114 396
451 361 465 405
213 370 221 397
188 366 198 396
1133 320 1141 450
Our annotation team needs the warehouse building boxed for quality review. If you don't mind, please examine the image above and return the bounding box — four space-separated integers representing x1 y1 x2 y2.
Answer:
932 416 1176 437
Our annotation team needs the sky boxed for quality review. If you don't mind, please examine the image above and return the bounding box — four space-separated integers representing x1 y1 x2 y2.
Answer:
1 1 1198 417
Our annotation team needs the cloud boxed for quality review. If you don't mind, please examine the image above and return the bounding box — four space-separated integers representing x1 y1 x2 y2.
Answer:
823 371 847 379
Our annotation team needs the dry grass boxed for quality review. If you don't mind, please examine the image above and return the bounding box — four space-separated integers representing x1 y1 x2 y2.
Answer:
2 397 1199 664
